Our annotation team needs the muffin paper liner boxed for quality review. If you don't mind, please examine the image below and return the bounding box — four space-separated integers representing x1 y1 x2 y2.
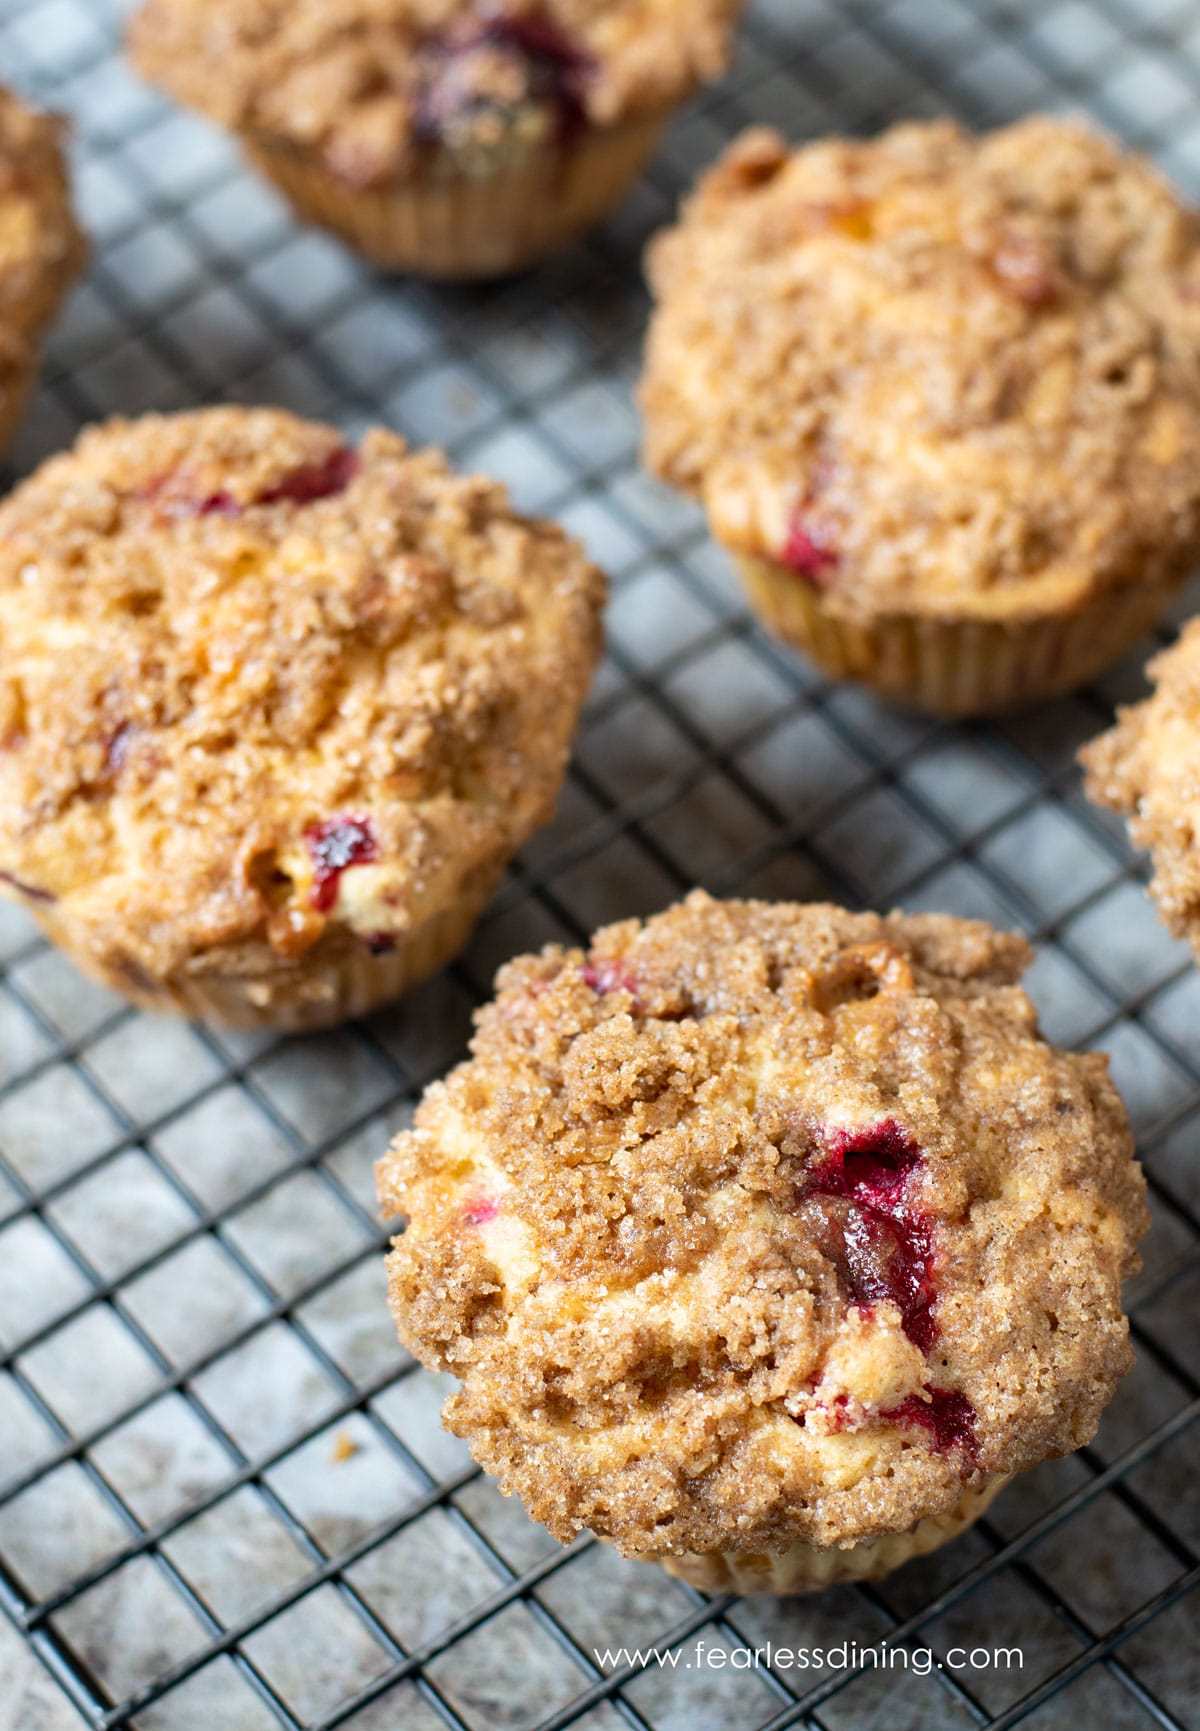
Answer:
244 112 668 280
659 1472 1011 1596
735 552 1186 717
0 257 84 459
0 362 34 461
31 881 499 1033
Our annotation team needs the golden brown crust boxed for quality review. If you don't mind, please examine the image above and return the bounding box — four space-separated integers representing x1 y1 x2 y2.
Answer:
0 87 85 447
0 407 605 998
1081 621 1200 951
128 0 742 184
641 119 1200 623
379 891 1146 1559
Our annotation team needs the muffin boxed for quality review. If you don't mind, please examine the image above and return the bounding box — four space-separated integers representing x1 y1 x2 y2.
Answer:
378 891 1146 1593
1082 620 1200 958
128 0 743 279
0 407 605 1030
641 118 1200 716
0 87 85 459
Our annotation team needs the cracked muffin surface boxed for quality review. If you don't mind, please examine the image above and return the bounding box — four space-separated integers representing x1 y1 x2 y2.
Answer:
1082 621 1200 955
0 85 85 453
378 891 1145 1560
129 0 742 184
0 407 604 1018
641 117 1200 623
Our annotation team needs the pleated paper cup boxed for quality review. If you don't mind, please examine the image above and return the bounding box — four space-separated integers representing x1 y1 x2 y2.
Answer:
0 362 35 461
244 109 668 280
30 878 499 1033
735 551 1187 718
659 1473 1010 1596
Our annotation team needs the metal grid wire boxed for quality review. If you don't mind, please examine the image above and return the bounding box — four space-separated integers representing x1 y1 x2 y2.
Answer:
0 0 1199 1726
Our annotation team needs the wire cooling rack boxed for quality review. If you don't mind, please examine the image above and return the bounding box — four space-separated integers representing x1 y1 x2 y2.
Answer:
0 0 1199 1727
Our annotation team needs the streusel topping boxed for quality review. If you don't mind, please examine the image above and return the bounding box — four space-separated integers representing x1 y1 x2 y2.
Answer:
129 0 741 184
0 408 604 985
1082 621 1200 951
641 119 1200 621
379 892 1145 1558
0 87 84 401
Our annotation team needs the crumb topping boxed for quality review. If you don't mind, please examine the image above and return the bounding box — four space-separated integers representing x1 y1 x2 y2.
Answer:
379 891 1146 1558
0 87 84 409
641 119 1200 622
1082 620 1200 952
129 0 742 184
0 407 605 989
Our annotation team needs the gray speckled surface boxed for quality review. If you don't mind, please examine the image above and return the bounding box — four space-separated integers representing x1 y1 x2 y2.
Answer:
1 0 1199 1727
0 1615 87 1730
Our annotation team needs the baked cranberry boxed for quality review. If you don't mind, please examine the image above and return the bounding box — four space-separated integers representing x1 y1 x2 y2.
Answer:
848 1210 936 1351
304 815 380 913
415 11 593 151
464 1197 500 1226
886 1387 978 1462
802 1382 975 1459
782 511 839 584
812 1391 851 1430
137 446 358 520
195 489 239 517
582 957 639 998
819 1118 921 1196
989 235 1057 307
105 722 134 775
805 1120 938 1352
137 473 239 520
363 931 396 955
257 446 360 507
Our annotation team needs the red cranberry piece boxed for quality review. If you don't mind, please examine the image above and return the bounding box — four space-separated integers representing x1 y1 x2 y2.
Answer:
105 722 134 775
840 1207 937 1354
989 236 1057 308
817 1119 921 1200
415 12 594 151
363 932 396 955
304 815 380 913
136 473 241 521
136 447 358 521
885 1387 978 1463
782 509 839 585
582 957 639 998
195 489 240 517
257 446 360 507
810 1391 851 1431
490 13 592 73
805 1120 938 1352
464 1197 500 1226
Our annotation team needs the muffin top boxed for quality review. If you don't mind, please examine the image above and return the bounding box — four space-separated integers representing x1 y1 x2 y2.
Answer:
642 118 1200 623
1082 621 1200 949
129 0 741 183
0 407 604 983
379 891 1145 1558
0 88 85 383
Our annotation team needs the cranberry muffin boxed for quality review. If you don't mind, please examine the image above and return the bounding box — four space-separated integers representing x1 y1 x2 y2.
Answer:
128 0 743 279
0 408 605 1030
378 891 1145 1592
1082 621 1200 958
641 118 1200 715
0 87 85 459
